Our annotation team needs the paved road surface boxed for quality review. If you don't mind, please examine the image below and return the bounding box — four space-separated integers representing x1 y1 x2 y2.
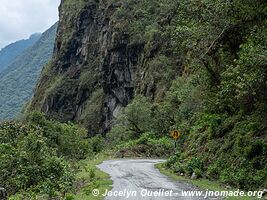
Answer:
98 159 218 200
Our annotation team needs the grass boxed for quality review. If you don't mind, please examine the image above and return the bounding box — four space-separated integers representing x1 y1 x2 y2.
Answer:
72 153 113 200
155 163 259 200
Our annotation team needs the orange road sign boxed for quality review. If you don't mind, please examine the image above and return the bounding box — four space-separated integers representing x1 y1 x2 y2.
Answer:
171 130 181 140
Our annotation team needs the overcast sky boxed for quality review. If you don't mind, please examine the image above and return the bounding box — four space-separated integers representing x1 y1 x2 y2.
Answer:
0 0 61 49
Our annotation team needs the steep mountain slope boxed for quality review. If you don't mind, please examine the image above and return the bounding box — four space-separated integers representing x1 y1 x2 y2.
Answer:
0 23 57 120
27 0 266 190
28 0 182 134
0 33 41 73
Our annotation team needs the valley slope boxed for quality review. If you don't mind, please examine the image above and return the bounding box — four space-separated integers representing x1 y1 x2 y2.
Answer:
0 23 57 120
27 0 267 191
0 33 41 73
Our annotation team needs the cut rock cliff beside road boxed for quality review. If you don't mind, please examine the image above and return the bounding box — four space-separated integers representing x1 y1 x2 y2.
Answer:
28 0 181 134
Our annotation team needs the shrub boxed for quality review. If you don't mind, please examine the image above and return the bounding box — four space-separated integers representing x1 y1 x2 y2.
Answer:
89 135 105 154
40 156 74 198
25 111 90 159
106 125 135 146
165 153 181 168
114 95 153 138
115 132 173 158
184 157 204 176
0 112 89 197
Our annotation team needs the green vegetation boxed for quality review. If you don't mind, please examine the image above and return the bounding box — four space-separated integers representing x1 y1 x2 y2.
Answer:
107 90 266 189
0 112 86 199
156 163 253 200
1 0 266 198
73 154 113 200
106 96 173 157
0 23 57 120
162 0 266 190
106 0 267 191
0 33 41 73
80 89 105 134
111 132 173 158
59 0 88 47
0 112 111 200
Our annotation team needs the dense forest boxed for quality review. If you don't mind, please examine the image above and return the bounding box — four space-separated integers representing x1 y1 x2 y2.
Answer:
0 0 266 199
0 33 41 73
0 23 57 120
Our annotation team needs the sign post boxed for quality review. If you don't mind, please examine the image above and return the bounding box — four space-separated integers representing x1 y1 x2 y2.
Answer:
171 130 181 148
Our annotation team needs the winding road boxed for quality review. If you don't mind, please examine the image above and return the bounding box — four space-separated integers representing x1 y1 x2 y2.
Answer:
98 159 218 200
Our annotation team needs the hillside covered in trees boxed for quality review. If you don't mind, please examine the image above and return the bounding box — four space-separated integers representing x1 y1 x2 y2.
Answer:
0 0 266 199
0 23 57 120
28 0 266 189
0 33 41 73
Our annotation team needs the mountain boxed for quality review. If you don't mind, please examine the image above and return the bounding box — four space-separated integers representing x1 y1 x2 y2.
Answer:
0 33 41 73
27 0 266 191
28 0 181 134
0 23 57 120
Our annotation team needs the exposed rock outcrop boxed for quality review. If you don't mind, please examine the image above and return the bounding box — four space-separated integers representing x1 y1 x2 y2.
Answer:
28 0 181 134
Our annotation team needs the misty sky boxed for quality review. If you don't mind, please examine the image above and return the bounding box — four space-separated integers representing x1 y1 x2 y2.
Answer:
0 0 61 49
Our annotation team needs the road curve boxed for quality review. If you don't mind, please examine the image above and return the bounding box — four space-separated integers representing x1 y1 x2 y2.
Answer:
98 159 216 200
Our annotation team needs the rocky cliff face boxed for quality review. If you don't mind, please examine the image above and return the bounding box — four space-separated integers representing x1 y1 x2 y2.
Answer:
28 0 181 134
